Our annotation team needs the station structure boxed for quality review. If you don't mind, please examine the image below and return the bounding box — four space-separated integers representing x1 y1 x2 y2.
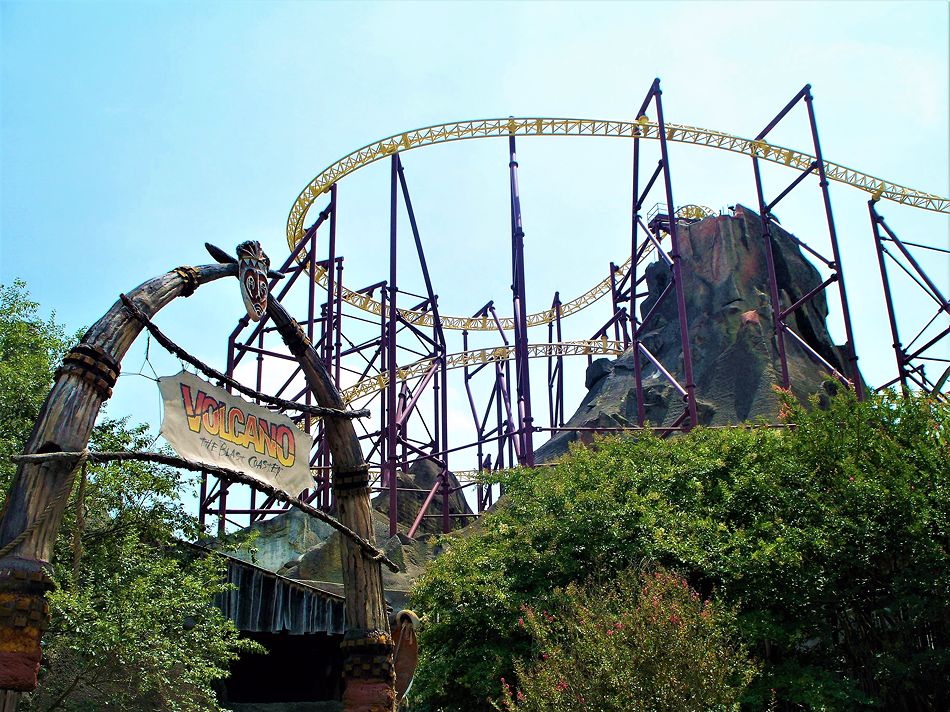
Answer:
196 79 949 536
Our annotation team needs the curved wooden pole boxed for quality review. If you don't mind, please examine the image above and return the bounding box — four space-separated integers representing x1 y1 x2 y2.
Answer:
0 263 236 694
0 259 395 710
267 300 395 712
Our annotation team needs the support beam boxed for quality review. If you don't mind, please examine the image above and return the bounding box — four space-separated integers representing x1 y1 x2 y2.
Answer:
508 131 535 464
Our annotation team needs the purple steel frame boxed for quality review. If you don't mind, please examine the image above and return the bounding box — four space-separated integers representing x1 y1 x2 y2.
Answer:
624 79 699 430
196 77 946 536
868 199 950 395
508 131 535 466
751 84 863 396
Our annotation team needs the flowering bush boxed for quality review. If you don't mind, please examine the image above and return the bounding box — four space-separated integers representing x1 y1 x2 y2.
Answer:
496 568 755 712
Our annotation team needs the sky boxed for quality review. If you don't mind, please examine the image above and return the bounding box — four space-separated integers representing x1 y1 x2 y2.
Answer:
2 1 948 522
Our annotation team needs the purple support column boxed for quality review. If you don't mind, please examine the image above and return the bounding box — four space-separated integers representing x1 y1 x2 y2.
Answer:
804 88 862 397
325 185 339 372
379 284 389 511
869 200 940 392
508 131 535 465
217 481 227 536
654 83 699 428
387 155 399 536
334 257 343 386
629 115 648 426
252 329 264 523
397 154 451 532
547 292 564 429
751 85 862 398
609 264 623 342
198 469 207 528
753 158 792 389
438 362 450 533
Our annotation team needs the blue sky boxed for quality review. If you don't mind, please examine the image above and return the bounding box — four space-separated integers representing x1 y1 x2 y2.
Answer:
2 1 948 485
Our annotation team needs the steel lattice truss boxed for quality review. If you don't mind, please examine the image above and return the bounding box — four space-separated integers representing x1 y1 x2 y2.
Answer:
198 79 949 537
287 117 949 254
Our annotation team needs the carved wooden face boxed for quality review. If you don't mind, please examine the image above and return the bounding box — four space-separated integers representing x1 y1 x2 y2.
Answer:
237 240 270 321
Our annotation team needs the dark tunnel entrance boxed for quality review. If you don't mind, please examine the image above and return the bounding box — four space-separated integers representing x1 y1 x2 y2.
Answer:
220 631 344 704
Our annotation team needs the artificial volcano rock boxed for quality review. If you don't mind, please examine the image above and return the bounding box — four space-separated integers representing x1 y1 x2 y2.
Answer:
221 507 434 611
218 461 473 608
535 205 851 462
371 459 474 537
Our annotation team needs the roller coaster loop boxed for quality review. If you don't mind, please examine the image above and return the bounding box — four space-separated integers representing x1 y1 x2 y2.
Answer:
288 116 949 252
287 118 948 333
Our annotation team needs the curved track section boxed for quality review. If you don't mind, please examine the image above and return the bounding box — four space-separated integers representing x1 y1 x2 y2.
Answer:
289 117 948 333
312 257 631 332
340 339 625 404
288 117 950 253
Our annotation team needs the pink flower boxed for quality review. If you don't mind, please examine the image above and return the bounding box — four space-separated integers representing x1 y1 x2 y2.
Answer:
518 617 525 628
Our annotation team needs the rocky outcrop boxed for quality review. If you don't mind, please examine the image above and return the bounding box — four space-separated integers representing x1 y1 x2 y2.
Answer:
535 206 851 462
219 459 475 610
371 460 474 536
220 506 436 612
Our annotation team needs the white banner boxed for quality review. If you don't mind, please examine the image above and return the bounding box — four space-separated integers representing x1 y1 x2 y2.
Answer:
159 371 314 496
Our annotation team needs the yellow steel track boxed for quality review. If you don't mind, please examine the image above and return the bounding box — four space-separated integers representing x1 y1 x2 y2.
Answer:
288 117 948 333
311 257 629 332
339 339 626 404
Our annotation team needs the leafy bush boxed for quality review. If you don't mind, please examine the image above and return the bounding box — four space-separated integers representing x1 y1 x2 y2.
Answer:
496 567 755 712
411 389 950 711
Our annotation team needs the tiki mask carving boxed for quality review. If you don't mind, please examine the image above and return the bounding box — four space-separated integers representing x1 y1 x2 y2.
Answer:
237 241 270 321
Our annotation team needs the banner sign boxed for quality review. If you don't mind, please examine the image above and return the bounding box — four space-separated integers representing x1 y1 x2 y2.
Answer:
159 371 314 496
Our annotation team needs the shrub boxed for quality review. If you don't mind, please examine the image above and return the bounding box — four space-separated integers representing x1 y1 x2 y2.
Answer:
496 567 755 712
411 389 950 711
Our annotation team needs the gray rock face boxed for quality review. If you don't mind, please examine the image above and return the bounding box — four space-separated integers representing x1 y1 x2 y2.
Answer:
222 508 338 574
219 463 461 608
219 505 435 615
535 206 850 462
371 459 474 537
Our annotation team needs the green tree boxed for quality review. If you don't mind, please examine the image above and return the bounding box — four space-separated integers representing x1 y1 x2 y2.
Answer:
0 280 69 491
410 389 950 712
1 280 258 711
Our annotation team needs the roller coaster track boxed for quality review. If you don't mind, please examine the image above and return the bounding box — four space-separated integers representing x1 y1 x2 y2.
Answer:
314 256 630 332
340 339 625 404
288 117 949 333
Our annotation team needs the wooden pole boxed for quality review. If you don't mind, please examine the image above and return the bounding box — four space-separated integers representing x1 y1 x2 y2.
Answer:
0 255 396 711
0 263 234 699
268 300 395 712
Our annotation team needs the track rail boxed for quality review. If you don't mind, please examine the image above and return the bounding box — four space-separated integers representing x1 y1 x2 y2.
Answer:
288 117 947 332
312 257 630 332
340 339 625 404
288 117 950 253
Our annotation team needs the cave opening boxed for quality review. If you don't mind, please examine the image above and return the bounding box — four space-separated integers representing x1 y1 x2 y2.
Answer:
220 631 344 704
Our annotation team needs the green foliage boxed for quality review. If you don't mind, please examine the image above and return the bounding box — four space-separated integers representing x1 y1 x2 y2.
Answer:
496 567 755 712
1 280 259 711
0 279 69 490
411 389 950 712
